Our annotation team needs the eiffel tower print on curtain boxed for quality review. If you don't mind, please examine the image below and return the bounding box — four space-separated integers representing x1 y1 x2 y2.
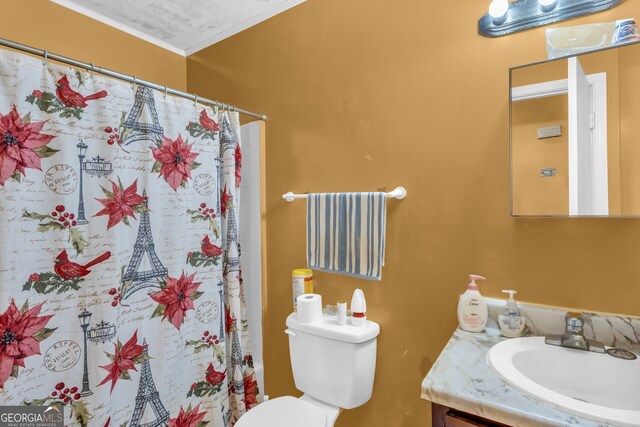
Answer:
220 116 236 155
223 205 240 276
122 86 164 146
122 193 168 300
230 323 245 396
130 340 169 427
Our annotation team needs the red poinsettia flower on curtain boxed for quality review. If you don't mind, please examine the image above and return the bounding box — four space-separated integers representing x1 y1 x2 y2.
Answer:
220 184 232 217
98 330 147 393
94 178 147 229
201 235 222 258
199 109 219 132
0 106 56 185
243 374 260 408
150 272 203 330
168 403 208 427
224 305 236 335
151 134 200 191
0 300 55 388
234 144 242 188
205 363 226 385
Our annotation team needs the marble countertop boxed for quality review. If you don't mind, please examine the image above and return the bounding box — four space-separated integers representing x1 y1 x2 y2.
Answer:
421 327 615 427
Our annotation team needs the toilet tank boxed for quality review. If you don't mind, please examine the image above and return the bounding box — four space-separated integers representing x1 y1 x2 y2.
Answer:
286 313 380 409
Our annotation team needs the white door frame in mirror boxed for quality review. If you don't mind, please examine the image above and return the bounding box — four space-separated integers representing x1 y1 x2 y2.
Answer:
511 67 608 216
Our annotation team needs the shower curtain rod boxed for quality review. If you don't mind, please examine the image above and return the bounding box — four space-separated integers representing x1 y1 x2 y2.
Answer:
0 37 267 121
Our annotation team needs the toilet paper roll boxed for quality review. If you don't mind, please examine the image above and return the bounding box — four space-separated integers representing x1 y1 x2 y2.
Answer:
296 294 323 323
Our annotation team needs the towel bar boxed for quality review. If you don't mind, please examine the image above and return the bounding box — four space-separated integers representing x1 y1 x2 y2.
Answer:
282 186 407 202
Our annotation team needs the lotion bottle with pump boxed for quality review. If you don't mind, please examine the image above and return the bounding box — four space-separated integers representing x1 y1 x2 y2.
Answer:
457 274 488 332
498 290 525 338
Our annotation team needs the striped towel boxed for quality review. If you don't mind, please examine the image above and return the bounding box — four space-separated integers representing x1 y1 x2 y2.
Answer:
307 193 387 281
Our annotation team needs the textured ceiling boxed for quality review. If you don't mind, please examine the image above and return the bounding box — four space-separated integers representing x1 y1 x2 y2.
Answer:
51 0 305 56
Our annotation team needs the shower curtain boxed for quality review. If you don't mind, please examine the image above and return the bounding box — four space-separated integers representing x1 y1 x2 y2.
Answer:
0 48 259 426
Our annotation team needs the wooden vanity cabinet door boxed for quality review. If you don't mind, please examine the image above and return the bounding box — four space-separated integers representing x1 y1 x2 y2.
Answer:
432 403 510 427
444 411 494 427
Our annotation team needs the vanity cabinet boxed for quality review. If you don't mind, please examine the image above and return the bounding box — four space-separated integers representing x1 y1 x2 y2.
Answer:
432 404 510 427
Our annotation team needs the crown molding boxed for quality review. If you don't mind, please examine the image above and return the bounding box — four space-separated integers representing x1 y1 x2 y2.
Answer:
184 0 306 56
50 0 306 57
49 0 186 56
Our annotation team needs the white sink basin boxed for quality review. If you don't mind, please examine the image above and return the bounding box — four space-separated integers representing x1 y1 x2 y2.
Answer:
487 337 640 426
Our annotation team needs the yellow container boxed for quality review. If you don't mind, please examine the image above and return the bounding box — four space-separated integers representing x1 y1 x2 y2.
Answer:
292 269 314 311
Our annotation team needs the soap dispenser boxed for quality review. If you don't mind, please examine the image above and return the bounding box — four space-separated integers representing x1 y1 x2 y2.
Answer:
498 290 526 338
457 274 488 333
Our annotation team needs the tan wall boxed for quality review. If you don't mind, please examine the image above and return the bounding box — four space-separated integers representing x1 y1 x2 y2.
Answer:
512 95 569 215
0 0 186 91
186 1 640 426
618 43 640 214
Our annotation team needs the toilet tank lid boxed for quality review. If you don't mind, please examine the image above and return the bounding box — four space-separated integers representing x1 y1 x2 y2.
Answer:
286 313 380 343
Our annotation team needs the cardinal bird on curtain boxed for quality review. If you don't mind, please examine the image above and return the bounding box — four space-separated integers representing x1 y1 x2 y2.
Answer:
54 249 111 279
199 109 219 132
201 235 222 258
55 75 108 108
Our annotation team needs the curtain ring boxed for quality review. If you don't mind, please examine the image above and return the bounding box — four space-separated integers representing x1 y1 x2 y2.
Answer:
163 85 168 98
89 63 95 79
42 50 48 66
132 76 137 89
194 94 198 106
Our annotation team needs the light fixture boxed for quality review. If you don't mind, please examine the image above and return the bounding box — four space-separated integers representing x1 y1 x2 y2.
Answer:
539 0 558 12
479 0 626 38
489 0 509 25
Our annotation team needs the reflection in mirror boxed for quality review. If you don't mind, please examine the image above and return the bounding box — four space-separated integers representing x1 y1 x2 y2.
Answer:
511 41 640 217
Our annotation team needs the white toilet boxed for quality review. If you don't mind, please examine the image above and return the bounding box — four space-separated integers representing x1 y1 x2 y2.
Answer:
236 312 380 427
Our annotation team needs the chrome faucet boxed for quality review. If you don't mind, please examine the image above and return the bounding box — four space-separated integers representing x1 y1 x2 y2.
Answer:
545 312 605 353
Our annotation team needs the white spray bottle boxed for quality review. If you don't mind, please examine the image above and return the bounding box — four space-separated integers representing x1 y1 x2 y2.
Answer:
457 274 488 333
350 289 367 327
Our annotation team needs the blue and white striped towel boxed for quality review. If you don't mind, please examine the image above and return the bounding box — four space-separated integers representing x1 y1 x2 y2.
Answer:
307 192 386 281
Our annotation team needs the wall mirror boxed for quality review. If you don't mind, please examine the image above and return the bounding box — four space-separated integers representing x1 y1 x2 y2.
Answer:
511 41 640 217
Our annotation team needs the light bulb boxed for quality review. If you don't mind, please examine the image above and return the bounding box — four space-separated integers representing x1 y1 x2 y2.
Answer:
489 0 509 25
539 0 558 12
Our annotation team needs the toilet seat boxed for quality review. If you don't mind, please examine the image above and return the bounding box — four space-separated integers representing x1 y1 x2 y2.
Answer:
236 396 327 427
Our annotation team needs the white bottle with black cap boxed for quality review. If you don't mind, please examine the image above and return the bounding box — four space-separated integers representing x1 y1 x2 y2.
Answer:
350 289 367 327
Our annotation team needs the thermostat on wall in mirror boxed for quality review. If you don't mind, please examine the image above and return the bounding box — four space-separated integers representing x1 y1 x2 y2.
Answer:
538 125 562 139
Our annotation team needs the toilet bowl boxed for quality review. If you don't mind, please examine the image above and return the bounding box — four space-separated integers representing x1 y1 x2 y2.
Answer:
236 312 380 427
236 395 340 427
